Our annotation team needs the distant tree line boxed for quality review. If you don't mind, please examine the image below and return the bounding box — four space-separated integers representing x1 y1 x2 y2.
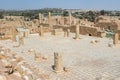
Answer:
0 8 120 22
72 10 120 22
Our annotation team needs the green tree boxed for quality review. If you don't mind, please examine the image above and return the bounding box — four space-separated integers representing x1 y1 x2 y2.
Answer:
100 10 105 15
0 12 4 19
63 11 69 16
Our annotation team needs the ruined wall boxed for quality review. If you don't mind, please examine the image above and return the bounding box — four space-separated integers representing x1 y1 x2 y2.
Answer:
117 30 120 40
70 25 102 37
95 22 119 32
0 26 17 40
80 26 100 36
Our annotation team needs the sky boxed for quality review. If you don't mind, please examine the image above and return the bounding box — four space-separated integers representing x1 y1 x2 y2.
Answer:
0 0 120 10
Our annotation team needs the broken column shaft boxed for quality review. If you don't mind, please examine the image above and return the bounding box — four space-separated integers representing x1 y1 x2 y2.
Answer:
39 25 44 36
113 33 119 45
19 36 24 46
64 31 67 37
75 24 80 39
67 29 70 37
23 31 28 37
54 52 63 73
12 27 16 42
48 12 52 29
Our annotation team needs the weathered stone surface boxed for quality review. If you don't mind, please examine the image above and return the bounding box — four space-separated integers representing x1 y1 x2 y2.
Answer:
113 33 119 45
54 52 63 73
67 29 70 37
63 67 71 72
34 52 41 62
64 31 67 37
75 24 80 39
52 28 63 36
19 36 24 46
39 25 44 36
11 27 17 42
0 46 46 80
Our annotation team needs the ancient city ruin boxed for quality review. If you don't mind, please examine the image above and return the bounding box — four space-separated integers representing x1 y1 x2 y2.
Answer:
0 4 120 80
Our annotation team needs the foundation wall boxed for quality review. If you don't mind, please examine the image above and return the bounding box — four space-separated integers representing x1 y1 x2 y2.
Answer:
95 22 118 32
70 26 100 37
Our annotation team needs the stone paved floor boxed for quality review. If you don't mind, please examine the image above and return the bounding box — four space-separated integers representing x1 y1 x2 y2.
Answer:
1 33 120 80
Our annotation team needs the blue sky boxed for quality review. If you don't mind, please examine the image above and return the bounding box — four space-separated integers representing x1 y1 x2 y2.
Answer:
0 0 120 10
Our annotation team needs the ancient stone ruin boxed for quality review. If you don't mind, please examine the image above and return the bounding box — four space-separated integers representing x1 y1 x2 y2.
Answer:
1 10 120 80
53 52 63 73
113 33 119 45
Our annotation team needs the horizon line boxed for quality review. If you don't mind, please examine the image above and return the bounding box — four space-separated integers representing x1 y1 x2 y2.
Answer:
0 8 120 11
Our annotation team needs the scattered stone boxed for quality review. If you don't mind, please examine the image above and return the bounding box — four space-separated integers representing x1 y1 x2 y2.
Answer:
34 52 41 62
0 46 46 80
95 40 100 43
63 67 71 72
28 49 35 54
42 55 48 60
108 43 113 47
90 40 95 44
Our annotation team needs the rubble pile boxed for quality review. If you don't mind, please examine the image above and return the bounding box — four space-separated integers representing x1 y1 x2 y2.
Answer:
0 46 50 80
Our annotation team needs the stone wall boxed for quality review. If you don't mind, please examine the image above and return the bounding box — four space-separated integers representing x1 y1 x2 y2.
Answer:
70 25 101 37
0 26 17 40
117 30 120 40
80 26 100 36
95 22 119 32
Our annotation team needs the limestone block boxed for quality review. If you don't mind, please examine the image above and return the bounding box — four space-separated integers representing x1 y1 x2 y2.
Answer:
34 52 41 62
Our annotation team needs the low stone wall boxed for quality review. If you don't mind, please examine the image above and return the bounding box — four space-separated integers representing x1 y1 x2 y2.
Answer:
95 22 118 32
70 25 102 37
117 30 120 40
51 28 63 35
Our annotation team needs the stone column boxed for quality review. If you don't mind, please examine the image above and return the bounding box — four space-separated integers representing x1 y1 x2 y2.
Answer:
23 31 29 38
12 27 16 42
31 22 35 28
19 36 24 46
73 18 77 25
23 32 26 37
67 29 70 37
34 52 41 62
75 24 80 39
25 31 28 37
64 31 67 37
54 52 63 73
48 12 51 23
69 11 72 26
113 33 119 45
39 13 43 24
48 12 52 29
39 25 44 36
